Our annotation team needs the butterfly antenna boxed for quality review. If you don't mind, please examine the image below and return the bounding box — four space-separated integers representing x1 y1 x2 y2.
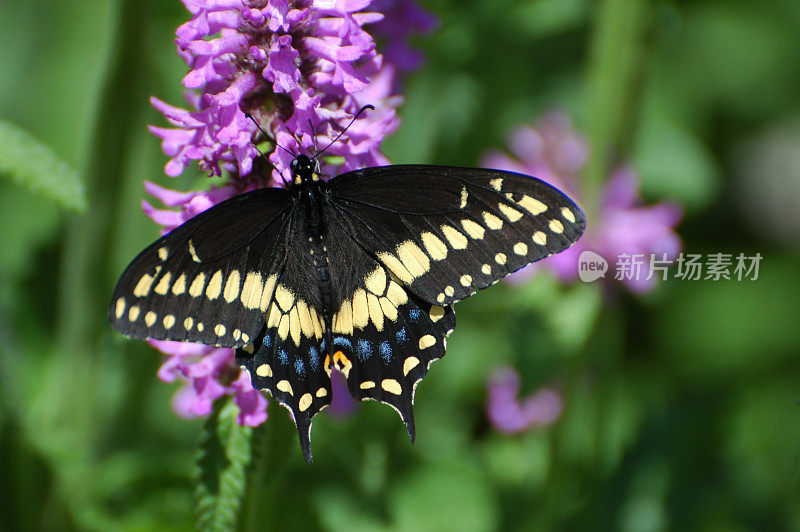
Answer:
309 119 319 154
243 114 291 185
315 104 374 157
258 151 290 187
244 112 296 158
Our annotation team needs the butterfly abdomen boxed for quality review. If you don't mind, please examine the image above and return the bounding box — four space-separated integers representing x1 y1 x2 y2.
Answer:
308 232 335 357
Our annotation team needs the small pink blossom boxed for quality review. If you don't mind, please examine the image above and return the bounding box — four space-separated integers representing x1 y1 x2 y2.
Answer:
486 366 563 434
326 370 358 417
150 340 267 426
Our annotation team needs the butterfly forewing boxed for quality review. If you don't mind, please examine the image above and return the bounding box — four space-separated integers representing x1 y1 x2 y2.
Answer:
108 187 292 347
329 165 586 305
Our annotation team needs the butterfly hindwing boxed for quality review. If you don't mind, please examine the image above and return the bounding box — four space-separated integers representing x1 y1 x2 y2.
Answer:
332 295 455 440
108 187 291 347
329 165 586 305
235 320 330 463
237 204 459 462
324 207 457 439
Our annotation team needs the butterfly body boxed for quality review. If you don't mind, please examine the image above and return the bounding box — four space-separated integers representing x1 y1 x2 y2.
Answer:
110 156 586 462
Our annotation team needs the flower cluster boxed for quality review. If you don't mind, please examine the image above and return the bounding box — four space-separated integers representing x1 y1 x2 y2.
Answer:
148 0 438 186
482 112 683 293
369 0 436 73
145 0 434 425
151 340 268 425
486 366 563 434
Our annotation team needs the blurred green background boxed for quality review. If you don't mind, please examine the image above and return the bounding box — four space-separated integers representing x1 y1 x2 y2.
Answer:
2 0 800 530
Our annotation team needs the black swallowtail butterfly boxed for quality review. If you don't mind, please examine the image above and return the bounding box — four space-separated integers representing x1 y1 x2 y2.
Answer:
109 129 586 462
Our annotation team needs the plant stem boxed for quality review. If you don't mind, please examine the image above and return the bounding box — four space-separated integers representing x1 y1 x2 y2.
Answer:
583 0 651 218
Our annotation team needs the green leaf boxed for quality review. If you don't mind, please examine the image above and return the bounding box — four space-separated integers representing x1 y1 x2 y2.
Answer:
543 281 603 353
389 466 499 532
583 0 650 212
656 253 800 378
314 487 386 532
195 400 254 532
723 379 800 504
503 275 603 353
321 154 346 167
509 0 589 38
0 119 87 212
482 432 552 489
634 117 720 212
0 182 61 283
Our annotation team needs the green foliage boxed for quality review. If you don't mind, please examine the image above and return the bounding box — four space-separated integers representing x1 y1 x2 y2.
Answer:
195 402 254 532
0 119 86 212
389 466 498 532
2 0 800 530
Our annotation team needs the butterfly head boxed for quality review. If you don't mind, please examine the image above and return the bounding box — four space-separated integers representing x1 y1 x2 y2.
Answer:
290 154 320 186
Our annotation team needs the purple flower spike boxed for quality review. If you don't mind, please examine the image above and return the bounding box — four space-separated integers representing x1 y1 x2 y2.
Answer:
481 112 683 293
370 0 437 72
147 0 435 427
149 339 265 422
326 370 358 417
486 366 563 434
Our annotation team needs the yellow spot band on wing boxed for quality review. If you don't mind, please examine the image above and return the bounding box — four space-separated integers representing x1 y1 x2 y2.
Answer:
441 225 468 249
189 273 206 297
381 379 402 395
115 297 126 319
403 356 420 376
483 212 503 230
223 270 241 303
498 203 523 222
419 335 436 349
461 219 485 240
171 273 187 295
188 240 201 262
154 272 172 295
421 232 448 260
299 393 313 412
518 195 547 215
276 380 293 396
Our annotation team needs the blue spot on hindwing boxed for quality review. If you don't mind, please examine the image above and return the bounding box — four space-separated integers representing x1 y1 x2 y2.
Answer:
396 327 408 343
308 346 320 370
278 349 289 365
356 339 372 361
294 358 306 377
409 309 422 321
379 341 392 363
334 336 352 349
263 335 272 347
